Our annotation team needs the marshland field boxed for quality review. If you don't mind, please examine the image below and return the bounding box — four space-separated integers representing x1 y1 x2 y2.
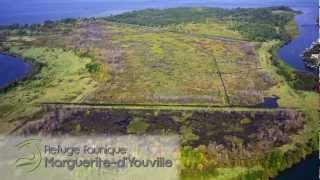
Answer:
0 6 319 179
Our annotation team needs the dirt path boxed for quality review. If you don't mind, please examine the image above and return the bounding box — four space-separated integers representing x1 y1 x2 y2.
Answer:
211 56 231 105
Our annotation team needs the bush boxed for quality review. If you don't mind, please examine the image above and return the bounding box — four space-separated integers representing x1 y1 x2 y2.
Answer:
85 62 109 82
127 118 150 134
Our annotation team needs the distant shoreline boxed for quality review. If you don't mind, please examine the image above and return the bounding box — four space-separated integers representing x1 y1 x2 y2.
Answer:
0 5 299 27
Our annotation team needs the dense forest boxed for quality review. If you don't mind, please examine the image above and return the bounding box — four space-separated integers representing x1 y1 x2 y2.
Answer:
106 7 297 41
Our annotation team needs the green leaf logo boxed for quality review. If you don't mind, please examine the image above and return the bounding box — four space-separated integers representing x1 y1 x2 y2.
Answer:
15 138 42 173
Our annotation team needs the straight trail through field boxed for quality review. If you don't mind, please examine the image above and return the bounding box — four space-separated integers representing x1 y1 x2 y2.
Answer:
211 56 231 105
40 102 294 111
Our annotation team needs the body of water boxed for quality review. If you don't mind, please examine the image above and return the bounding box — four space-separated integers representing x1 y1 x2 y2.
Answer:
0 0 318 178
0 54 32 89
278 6 319 71
0 0 317 73
0 0 317 25
275 153 319 180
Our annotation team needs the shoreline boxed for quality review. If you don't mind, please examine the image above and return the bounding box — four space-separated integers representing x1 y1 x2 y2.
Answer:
0 52 43 93
269 40 318 179
0 5 301 27
0 6 318 179
273 152 319 179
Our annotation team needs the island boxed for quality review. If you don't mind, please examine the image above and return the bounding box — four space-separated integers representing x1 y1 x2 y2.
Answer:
0 7 318 179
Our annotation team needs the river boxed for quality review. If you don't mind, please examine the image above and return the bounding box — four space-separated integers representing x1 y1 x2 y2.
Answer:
278 5 319 71
0 0 318 179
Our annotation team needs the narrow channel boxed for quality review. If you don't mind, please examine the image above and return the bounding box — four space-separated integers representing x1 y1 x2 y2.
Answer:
278 6 318 72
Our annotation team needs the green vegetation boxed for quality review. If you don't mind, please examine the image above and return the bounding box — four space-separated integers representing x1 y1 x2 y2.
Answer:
258 41 318 107
0 47 97 132
0 6 318 180
303 43 320 70
285 19 299 39
180 126 199 144
27 106 310 180
163 21 243 39
107 7 297 41
127 117 150 134
85 62 109 81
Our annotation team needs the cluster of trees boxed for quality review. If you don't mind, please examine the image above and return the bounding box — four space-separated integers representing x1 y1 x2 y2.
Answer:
303 43 320 69
0 18 79 31
304 44 320 57
180 136 317 179
0 23 43 31
85 62 109 82
106 7 296 41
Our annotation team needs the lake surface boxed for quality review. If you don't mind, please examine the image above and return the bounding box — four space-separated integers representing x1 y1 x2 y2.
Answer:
0 0 318 178
0 54 32 89
275 153 319 180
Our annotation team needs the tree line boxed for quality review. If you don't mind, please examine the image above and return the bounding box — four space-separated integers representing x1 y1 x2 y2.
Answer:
106 7 297 42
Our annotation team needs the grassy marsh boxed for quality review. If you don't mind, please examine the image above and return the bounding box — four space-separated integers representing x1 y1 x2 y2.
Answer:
0 6 318 179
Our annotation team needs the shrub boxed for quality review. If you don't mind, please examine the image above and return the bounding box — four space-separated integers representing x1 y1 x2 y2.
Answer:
127 118 150 134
